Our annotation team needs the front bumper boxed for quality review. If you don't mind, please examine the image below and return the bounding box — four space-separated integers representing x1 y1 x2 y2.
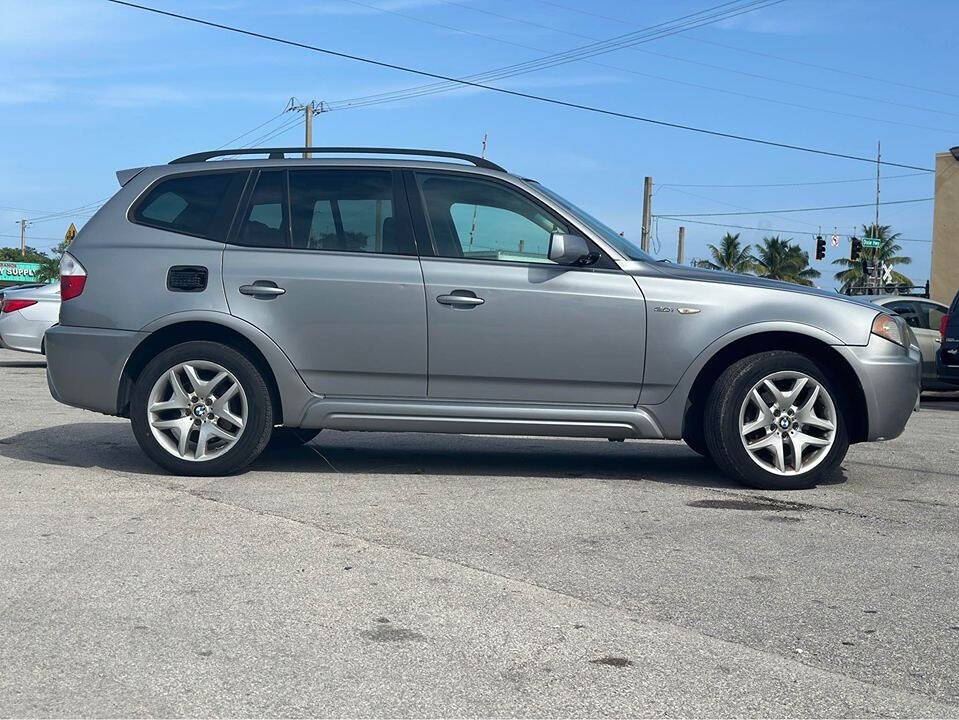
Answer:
45 324 146 415
836 334 921 442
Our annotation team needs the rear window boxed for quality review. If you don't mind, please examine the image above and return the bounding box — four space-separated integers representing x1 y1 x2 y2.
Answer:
131 171 247 241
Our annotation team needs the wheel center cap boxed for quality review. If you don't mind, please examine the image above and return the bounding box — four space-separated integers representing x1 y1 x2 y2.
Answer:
193 404 208 418
779 417 791 429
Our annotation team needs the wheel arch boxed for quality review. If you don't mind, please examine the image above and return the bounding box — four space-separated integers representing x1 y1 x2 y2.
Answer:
117 312 313 425
684 330 868 444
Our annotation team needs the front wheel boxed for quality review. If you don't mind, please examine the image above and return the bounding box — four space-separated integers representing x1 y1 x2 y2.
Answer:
130 341 274 476
704 351 848 490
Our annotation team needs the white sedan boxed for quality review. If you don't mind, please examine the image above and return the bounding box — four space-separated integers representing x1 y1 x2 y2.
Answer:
0 283 60 354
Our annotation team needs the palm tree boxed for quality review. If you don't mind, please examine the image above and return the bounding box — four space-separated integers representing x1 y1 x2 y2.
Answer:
692 233 753 274
833 224 912 294
752 236 821 286
32 255 60 284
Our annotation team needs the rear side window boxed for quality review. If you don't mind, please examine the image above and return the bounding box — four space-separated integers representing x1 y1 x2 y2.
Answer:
236 171 289 248
290 169 414 255
132 171 247 241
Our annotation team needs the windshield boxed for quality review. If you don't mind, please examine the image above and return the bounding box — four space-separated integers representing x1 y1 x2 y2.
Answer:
528 181 652 262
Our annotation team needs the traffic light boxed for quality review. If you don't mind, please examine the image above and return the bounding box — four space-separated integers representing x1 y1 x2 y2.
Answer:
850 236 862 262
815 234 826 260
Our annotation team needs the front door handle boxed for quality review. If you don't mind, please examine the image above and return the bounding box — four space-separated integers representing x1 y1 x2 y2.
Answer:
239 282 286 298
437 291 484 307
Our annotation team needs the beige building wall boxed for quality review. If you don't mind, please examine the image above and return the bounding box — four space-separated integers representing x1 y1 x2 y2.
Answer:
931 150 959 305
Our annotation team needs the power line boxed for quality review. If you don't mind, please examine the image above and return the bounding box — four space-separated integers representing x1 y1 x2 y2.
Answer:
524 0 959 119
327 0 783 109
656 197 934 217
215 109 291 150
104 0 935 173
685 36 959 102
654 216 933 243
319 0 958 135
660 172 929 188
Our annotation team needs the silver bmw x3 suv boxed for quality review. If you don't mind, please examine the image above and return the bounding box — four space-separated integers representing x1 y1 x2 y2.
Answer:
45 147 920 490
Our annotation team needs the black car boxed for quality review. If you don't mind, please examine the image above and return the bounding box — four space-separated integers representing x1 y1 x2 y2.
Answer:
936 288 959 384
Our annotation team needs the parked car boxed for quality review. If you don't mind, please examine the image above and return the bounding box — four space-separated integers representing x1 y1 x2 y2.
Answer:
44 147 920 490
936 288 959 386
0 282 60 354
871 295 956 390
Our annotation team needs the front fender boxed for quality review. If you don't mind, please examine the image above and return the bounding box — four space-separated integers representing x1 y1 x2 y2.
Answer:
639 321 847 439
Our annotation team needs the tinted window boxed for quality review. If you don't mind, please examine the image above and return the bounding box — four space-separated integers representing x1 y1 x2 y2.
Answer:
236 171 289 248
916 301 946 331
133 172 246 241
415 173 569 264
290 169 413 255
885 300 922 328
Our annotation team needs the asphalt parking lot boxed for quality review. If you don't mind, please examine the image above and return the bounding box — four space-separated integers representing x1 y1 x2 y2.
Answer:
0 347 957 718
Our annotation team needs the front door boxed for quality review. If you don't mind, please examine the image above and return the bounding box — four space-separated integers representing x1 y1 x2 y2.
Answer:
885 299 943 384
409 170 646 405
223 168 427 398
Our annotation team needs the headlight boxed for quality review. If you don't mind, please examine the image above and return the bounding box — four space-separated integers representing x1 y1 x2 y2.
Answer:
872 312 907 347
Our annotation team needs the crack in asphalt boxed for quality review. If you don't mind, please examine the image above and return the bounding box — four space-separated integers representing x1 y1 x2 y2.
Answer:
87 467 956 711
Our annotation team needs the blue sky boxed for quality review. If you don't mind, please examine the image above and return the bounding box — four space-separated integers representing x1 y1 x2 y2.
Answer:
2 0 955 288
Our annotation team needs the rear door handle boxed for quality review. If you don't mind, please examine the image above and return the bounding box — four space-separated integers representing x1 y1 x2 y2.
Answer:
437 291 484 307
239 282 286 298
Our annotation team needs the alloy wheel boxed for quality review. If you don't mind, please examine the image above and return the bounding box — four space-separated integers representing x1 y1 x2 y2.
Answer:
738 370 837 476
147 361 247 462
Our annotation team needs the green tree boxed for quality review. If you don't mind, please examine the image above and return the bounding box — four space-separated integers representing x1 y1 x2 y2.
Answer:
32 255 61 284
832 224 912 293
692 232 753 273
752 236 821 286
0 246 49 264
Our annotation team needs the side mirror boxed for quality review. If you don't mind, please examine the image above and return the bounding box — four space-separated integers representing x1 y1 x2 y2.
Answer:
548 233 593 265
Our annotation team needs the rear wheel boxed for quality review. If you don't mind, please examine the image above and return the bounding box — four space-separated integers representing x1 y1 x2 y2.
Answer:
130 341 273 476
704 351 848 490
682 408 710 458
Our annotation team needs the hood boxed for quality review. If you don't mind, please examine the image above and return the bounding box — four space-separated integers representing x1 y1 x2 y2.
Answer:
639 262 879 310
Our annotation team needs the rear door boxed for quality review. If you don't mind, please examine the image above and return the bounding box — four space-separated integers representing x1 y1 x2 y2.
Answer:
222 167 428 398
408 170 645 405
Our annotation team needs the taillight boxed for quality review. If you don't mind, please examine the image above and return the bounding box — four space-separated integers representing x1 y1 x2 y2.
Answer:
942 314 951 339
1 298 38 313
60 252 87 301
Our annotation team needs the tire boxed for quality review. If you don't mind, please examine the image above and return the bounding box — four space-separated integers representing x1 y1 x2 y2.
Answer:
130 341 273 476
268 427 321 449
704 351 848 491
682 407 710 458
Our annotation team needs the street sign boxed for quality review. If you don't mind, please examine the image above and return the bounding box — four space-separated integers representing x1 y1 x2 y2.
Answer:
881 262 893 285
831 234 840 247
64 223 77 243
862 237 882 248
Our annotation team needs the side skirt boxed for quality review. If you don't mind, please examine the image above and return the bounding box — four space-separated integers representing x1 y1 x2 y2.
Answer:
297 397 665 440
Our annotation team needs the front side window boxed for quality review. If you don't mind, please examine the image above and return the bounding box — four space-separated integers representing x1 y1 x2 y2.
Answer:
132 171 246 241
290 169 413 255
885 300 922 328
416 173 569 264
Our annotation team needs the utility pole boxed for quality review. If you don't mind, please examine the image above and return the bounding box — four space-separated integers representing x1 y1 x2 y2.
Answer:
873 141 881 290
286 98 325 158
18 219 28 256
641 176 653 254
304 100 314 157
677 225 685 264
468 133 488 248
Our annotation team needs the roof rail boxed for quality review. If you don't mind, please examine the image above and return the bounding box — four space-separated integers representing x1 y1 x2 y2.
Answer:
170 147 506 172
